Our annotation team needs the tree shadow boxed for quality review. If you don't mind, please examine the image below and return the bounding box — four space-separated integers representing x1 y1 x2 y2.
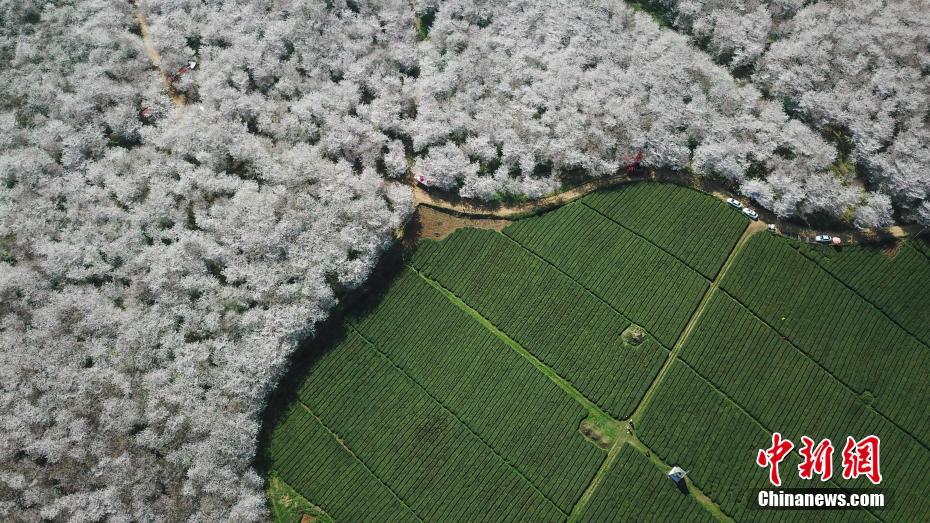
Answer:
253 237 412 477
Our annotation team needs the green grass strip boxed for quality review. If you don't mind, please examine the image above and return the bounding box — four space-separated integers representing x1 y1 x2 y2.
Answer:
408 265 622 439
267 472 334 523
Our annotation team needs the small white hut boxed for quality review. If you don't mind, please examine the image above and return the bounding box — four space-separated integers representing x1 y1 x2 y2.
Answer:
667 466 688 486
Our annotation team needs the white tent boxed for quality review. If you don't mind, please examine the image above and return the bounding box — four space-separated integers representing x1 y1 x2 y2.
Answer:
668 466 688 484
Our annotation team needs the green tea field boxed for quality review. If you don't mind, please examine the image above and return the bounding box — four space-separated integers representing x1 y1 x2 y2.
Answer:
263 183 930 522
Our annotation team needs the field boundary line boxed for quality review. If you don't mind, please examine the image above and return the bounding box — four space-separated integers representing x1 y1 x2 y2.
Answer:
411 265 738 521
629 221 759 425
579 201 714 281
568 438 626 521
268 473 334 523
296 401 425 522
718 288 930 453
408 265 616 421
669 359 883 522
789 244 930 351
347 323 568 516
497 230 671 350
569 436 733 522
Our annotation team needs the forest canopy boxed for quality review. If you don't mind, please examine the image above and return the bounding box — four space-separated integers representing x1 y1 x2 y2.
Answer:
0 0 927 520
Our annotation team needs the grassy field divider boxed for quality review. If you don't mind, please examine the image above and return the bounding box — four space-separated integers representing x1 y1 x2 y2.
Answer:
346 324 568 516
296 401 424 522
625 435 733 523
628 434 734 523
408 265 616 426
410 265 732 520
567 437 627 521
579 201 712 282
790 245 930 352
718 288 930 453
569 435 733 521
630 221 760 425
497 231 670 350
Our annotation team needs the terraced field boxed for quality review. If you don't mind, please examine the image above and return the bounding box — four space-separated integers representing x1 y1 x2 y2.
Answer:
264 183 930 522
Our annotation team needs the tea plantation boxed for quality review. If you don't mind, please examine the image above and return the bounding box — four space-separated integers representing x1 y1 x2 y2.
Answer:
264 183 930 522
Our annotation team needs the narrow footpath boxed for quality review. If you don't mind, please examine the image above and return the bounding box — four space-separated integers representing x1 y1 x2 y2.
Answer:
409 265 732 522
131 0 186 107
407 172 918 247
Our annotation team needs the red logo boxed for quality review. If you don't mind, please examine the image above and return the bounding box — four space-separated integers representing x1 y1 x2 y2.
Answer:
756 432 794 486
758 434 881 485
798 436 834 481
841 435 882 485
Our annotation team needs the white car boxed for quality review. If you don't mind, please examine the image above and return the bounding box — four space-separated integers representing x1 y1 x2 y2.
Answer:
815 234 832 243
767 224 777 233
741 207 759 220
726 197 741 209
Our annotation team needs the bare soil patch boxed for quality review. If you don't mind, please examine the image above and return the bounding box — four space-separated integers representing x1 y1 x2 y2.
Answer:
415 206 511 242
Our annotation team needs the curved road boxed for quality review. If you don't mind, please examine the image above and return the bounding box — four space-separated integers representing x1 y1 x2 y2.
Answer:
130 10 918 247
409 173 919 246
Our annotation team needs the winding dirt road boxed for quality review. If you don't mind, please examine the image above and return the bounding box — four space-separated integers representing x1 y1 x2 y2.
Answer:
132 1 186 107
409 171 919 246
129 8 919 247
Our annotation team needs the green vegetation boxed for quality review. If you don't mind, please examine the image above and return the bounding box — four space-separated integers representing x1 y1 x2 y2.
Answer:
637 363 872 522
289 331 566 521
269 403 418 522
637 362 770 522
721 233 930 445
794 241 930 346
412 228 669 419
350 271 605 512
582 183 748 279
505 203 713 346
267 473 333 523
580 445 715 522
265 183 930 522
621 325 646 346
912 236 930 258
675 293 930 522
414 8 436 41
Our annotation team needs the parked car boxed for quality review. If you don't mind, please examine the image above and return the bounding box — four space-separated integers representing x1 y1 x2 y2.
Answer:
815 234 833 243
767 224 776 233
742 207 759 220
726 197 741 209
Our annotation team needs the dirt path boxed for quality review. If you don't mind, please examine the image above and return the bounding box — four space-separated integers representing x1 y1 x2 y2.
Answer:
411 172 649 219
630 220 765 426
567 437 626 521
409 172 919 246
132 1 186 107
414 206 511 242
566 220 768 521
412 264 731 521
